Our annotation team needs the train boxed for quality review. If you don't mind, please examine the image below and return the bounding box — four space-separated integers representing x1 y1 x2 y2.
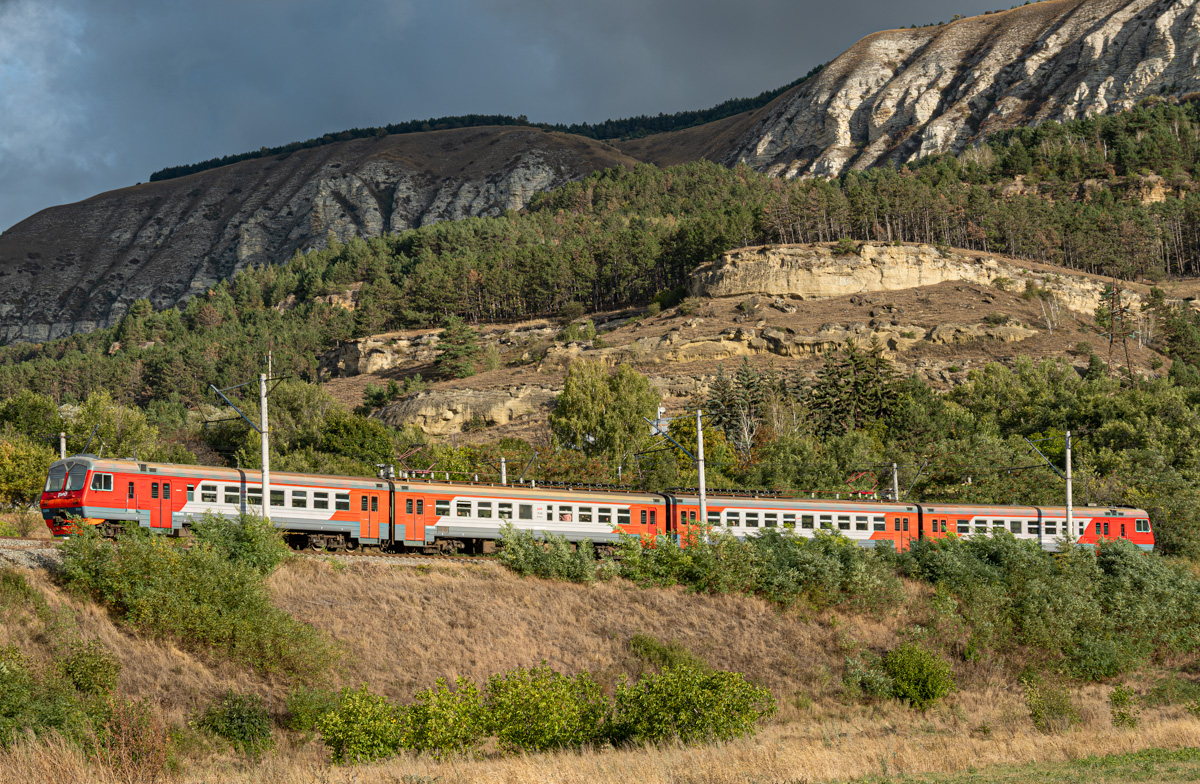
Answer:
40 454 1155 553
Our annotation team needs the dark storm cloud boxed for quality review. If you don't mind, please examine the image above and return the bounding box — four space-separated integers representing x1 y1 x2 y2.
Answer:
0 0 1002 232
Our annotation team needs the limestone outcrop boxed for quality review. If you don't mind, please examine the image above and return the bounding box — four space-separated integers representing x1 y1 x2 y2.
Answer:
374 386 559 436
690 243 1127 315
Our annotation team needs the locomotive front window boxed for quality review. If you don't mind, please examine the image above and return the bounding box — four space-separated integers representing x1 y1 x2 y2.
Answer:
270 490 284 507
598 507 611 525
65 464 87 492
335 493 350 511
520 504 533 520
90 473 113 491
200 485 217 503
436 500 450 516
292 491 307 509
1136 519 1150 533
225 486 240 505
45 465 66 493
314 492 328 510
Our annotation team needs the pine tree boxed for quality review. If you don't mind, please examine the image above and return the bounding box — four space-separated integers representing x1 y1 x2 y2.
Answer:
435 316 481 379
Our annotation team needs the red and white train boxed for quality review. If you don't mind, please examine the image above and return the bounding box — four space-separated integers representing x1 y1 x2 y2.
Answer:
40 455 1155 553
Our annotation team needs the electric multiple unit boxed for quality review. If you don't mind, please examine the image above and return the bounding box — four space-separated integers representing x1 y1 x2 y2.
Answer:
40 456 1155 553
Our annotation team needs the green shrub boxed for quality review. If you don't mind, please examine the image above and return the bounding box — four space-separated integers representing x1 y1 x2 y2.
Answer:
484 663 609 753
628 634 710 675
559 320 597 343
842 651 895 701
559 302 586 322
1024 677 1080 734
284 686 339 733
317 686 401 764
645 302 661 317
190 512 290 575
834 237 857 255
611 667 775 745
196 691 274 756
498 523 597 583
400 677 487 759
0 645 91 748
60 524 333 677
480 344 503 371
983 312 1010 326
1109 684 1141 729
677 297 701 317
883 644 954 710
58 639 121 697
1187 700 1200 718
1143 675 1200 707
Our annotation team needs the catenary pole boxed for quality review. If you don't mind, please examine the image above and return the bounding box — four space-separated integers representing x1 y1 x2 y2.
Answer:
1065 430 1073 539
260 373 270 521
697 409 707 530
892 462 900 501
59 432 66 460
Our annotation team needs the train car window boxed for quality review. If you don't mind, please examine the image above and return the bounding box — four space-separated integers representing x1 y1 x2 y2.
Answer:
680 511 687 526
130 482 137 499
649 510 656 526
745 512 759 528
335 493 350 511
457 501 471 517
708 510 720 525
992 519 1004 529
800 515 814 530
314 492 329 510
618 509 631 527
855 515 868 531
1103 522 1110 535
361 496 369 512
1010 520 1021 534
478 502 493 519
893 517 900 532
406 499 413 514
90 474 113 491
371 497 378 513
690 511 696 521
1045 521 1057 536
598 507 611 525
163 484 171 500
247 487 262 506
45 465 66 492
271 490 285 507
874 516 886 531
416 500 423 514
1121 523 1126 537
765 513 778 528
975 521 987 534
837 515 850 531
499 503 513 520
819 514 831 529
436 500 450 516
1095 521 1102 535
558 506 572 522
640 510 647 525
952 519 965 534
225 486 240 505
519 504 533 520
725 510 739 527
578 507 592 523
783 513 795 529
903 518 910 532
150 483 159 499
291 491 307 509
1029 521 1040 535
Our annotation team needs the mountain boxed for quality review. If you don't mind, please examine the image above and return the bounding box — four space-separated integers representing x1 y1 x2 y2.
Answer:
2 0 1199 344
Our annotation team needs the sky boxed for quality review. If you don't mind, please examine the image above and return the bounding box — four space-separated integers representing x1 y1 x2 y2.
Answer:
0 0 1005 233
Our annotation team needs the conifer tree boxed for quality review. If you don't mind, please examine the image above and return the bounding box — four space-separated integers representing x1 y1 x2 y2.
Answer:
435 316 481 379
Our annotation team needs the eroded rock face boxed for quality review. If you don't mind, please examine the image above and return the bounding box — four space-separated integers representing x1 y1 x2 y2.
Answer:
690 243 1125 315
0 128 637 343
725 0 1200 176
374 386 559 436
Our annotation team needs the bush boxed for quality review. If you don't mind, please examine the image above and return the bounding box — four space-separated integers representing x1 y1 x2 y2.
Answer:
1109 684 1141 729
196 691 273 756
559 302 586 322
1024 677 1080 734
58 639 121 697
883 644 954 710
189 512 290 575
645 302 661 317
559 320 597 343
983 312 1010 326
0 645 92 748
400 677 487 758
834 237 857 255
317 686 401 764
677 297 701 317
611 667 775 745
497 523 597 583
284 686 339 733
92 696 171 784
485 663 609 753
628 634 710 675
842 651 895 701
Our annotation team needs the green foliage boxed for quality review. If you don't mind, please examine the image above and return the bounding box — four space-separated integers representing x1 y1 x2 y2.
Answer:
0 645 95 748
1024 676 1081 734
57 638 121 697
484 663 609 753
559 319 597 342
400 677 488 759
59 524 333 677
610 666 775 745
628 634 710 675
1109 684 1141 729
189 512 290 575
882 644 955 710
196 691 274 756
834 237 858 255
1142 675 1200 707
284 686 339 733
497 523 597 582
549 360 660 465
645 302 662 317
435 316 481 378
842 650 895 701
317 685 401 765
0 436 55 511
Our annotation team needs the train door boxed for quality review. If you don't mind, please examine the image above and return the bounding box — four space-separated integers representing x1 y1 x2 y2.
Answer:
148 481 163 528
400 495 426 544
159 481 173 529
359 492 380 540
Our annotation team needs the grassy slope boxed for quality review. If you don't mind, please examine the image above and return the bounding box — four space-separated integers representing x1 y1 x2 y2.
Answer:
3 558 1200 782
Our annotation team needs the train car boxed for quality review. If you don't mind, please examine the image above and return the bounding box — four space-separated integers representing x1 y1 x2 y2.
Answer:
39 455 664 553
41 455 1153 553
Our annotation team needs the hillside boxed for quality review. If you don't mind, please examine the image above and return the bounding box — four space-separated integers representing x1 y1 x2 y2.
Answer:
4 0 1200 344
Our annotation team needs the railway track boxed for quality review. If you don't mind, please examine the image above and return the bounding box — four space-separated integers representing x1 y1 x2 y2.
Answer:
295 547 494 566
